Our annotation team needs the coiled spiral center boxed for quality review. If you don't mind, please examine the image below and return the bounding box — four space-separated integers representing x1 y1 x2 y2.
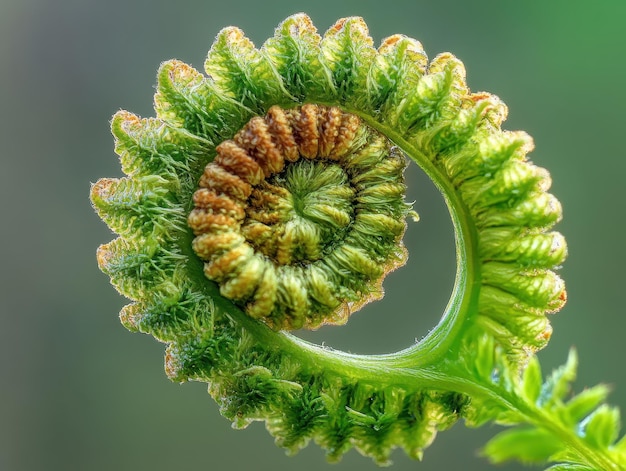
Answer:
244 161 355 264
188 104 411 330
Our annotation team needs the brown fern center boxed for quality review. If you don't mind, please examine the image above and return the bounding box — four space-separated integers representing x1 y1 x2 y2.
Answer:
187 104 410 330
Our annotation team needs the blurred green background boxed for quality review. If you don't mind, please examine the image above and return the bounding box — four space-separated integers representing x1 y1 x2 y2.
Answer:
1 0 624 470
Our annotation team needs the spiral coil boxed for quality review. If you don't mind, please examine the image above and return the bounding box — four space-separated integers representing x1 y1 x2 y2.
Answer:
188 104 409 329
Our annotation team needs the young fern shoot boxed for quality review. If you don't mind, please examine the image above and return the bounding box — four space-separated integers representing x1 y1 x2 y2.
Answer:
91 14 626 469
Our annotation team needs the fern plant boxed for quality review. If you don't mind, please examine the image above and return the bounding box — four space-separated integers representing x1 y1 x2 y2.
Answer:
91 14 625 469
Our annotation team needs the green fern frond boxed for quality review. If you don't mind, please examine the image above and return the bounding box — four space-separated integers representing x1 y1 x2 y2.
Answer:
90 13 623 469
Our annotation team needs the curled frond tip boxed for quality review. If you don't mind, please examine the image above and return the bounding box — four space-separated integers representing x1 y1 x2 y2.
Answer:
91 13 567 465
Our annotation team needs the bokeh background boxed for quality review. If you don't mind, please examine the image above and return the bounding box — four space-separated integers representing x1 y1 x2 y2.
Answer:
1 0 625 470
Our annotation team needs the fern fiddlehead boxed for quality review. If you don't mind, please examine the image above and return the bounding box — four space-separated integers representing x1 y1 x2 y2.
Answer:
91 14 625 469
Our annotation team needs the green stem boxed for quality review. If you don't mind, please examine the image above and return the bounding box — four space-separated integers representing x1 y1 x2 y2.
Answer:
355 112 482 365
231 315 617 469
